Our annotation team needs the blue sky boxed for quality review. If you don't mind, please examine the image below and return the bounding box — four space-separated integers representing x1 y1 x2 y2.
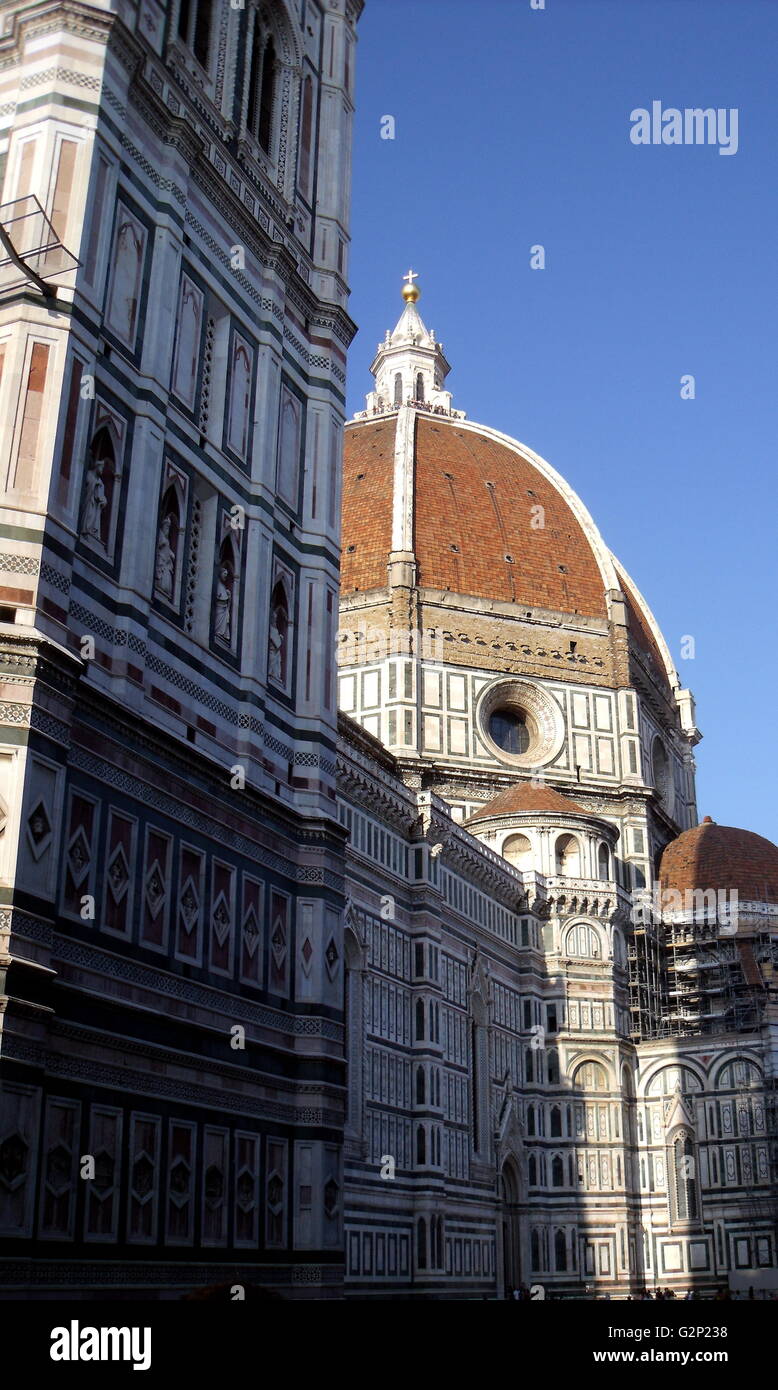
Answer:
345 0 778 842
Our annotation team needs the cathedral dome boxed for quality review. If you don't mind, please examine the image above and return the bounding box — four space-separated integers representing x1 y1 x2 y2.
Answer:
465 781 587 824
659 818 778 903
343 413 610 617
342 278 679 700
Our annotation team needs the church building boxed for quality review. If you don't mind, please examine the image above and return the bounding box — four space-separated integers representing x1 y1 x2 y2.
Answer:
0 0 360 1298
336 275 777 1297
0 0 774 1302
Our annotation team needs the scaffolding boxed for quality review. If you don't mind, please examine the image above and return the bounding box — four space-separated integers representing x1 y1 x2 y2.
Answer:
663 924 771 1038
628 907 778 1232
628 920 667 1041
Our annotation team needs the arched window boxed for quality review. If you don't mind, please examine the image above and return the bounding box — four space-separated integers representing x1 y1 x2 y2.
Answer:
178 0 213 70
555 1229 567 1271
555 833 580 877
415 372 424 403
247 23 276 153
572 1061 608 1092
298 75 314 200
415 998 425 1041
502 833 533 870
552 1155 564 1188
565 923 602 959
547 1049 560 1085
550 1105 562 1137
393 372 402 407
597 842 610 880
528 1154 537 1186
527 1104 535 1137
258 37 276 151
268 579 290 686
670 1131 698 1222
417 1217 427 1270
416 1065 425 1105
531 1229 541 1270
416 1126 426 1165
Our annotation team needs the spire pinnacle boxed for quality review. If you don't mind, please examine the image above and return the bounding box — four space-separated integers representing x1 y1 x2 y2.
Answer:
353 273 466 421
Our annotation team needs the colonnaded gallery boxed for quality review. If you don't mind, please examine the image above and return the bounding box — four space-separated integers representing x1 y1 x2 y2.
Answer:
0 0 775 1300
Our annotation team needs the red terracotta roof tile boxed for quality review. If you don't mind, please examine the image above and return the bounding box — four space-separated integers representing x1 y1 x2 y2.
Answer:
342 415 608 615
466 782 587 823
660 821 778 902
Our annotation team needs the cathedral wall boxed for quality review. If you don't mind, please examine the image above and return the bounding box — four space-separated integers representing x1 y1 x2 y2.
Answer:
0 0 361 1298
338 720 642 1297
632 1047 776 1291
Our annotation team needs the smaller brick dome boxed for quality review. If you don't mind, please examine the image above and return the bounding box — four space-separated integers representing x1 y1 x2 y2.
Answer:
466 782 587 824
659 819 778 903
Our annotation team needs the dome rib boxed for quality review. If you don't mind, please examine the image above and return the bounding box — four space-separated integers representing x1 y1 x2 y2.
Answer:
342 413 611 614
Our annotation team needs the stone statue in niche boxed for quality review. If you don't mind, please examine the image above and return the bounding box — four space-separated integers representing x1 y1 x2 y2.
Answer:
268 615 283 681
82 459 107 544
155 515 176 598
214 565 233 643
268 586 288 683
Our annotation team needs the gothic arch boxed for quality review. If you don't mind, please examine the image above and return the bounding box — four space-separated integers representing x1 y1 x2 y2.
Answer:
154 482 184 604
667 1126 699 1224
81 421 121 552
499 1155 525 1296
214 529 240 650
268 571 292 688
241 2 304 199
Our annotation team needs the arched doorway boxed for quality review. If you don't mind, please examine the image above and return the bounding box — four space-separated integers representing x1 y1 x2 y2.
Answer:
500 1159 522 1294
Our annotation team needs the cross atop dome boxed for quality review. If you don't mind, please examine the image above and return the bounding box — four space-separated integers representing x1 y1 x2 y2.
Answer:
402 267 420 303
356 272 465 420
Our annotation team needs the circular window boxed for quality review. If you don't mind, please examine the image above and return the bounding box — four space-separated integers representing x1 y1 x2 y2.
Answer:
477 679 564 768
489 709 531 755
